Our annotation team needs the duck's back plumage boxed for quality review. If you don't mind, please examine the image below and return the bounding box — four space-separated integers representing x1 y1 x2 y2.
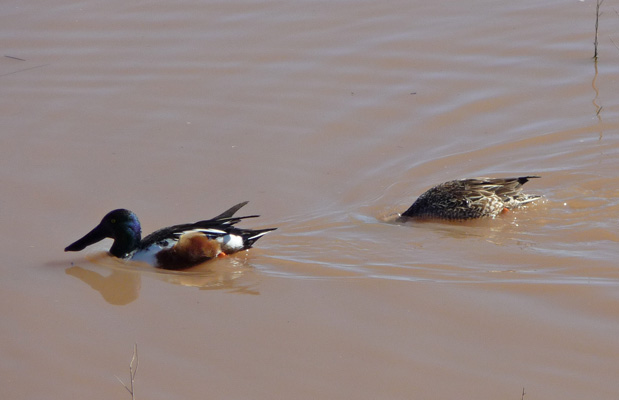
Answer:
399 176 540 221
135 202 276 269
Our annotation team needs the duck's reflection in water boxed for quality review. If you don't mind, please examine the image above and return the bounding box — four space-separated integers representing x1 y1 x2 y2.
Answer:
65 251 259 305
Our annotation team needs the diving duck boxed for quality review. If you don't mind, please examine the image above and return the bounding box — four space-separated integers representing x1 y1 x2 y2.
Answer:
397 176 541 221
64 201 276 270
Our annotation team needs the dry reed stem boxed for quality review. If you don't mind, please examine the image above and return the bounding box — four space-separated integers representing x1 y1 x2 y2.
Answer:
115 343 139 400
594 0 604 59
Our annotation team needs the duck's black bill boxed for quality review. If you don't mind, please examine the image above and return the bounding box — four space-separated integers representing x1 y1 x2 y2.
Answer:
65 224 108 252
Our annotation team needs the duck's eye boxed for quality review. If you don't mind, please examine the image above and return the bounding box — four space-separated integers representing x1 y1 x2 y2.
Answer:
111 218 116 224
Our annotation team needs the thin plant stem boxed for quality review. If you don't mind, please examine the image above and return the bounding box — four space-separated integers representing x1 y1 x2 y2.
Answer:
115 343 139 400
594 0 604 59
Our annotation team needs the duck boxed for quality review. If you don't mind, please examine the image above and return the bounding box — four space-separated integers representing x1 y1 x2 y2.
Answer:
397 176 541 221
64 201 276 270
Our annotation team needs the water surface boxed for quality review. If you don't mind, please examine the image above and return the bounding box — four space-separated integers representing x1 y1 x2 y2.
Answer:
2 0 619 399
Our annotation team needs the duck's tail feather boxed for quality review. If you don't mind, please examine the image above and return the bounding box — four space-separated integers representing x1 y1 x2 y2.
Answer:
211 201 249 220
513 194 542 206
517 175 541 185
244 227 278 248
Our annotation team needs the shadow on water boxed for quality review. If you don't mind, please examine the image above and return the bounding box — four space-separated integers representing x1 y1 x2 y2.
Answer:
64 251 260 305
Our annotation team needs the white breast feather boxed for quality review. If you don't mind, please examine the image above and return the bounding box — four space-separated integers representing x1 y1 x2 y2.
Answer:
130 239 176 265
217 234 244 253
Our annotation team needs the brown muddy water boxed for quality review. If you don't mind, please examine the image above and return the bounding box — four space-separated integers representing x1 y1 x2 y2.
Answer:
2 0 619 399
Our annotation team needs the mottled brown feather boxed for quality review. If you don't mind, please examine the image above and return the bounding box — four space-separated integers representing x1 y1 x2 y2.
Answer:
399 176 541 221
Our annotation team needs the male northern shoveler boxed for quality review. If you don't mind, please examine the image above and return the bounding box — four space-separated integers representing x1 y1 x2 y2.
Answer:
397 176 541 221
64 201 276 270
